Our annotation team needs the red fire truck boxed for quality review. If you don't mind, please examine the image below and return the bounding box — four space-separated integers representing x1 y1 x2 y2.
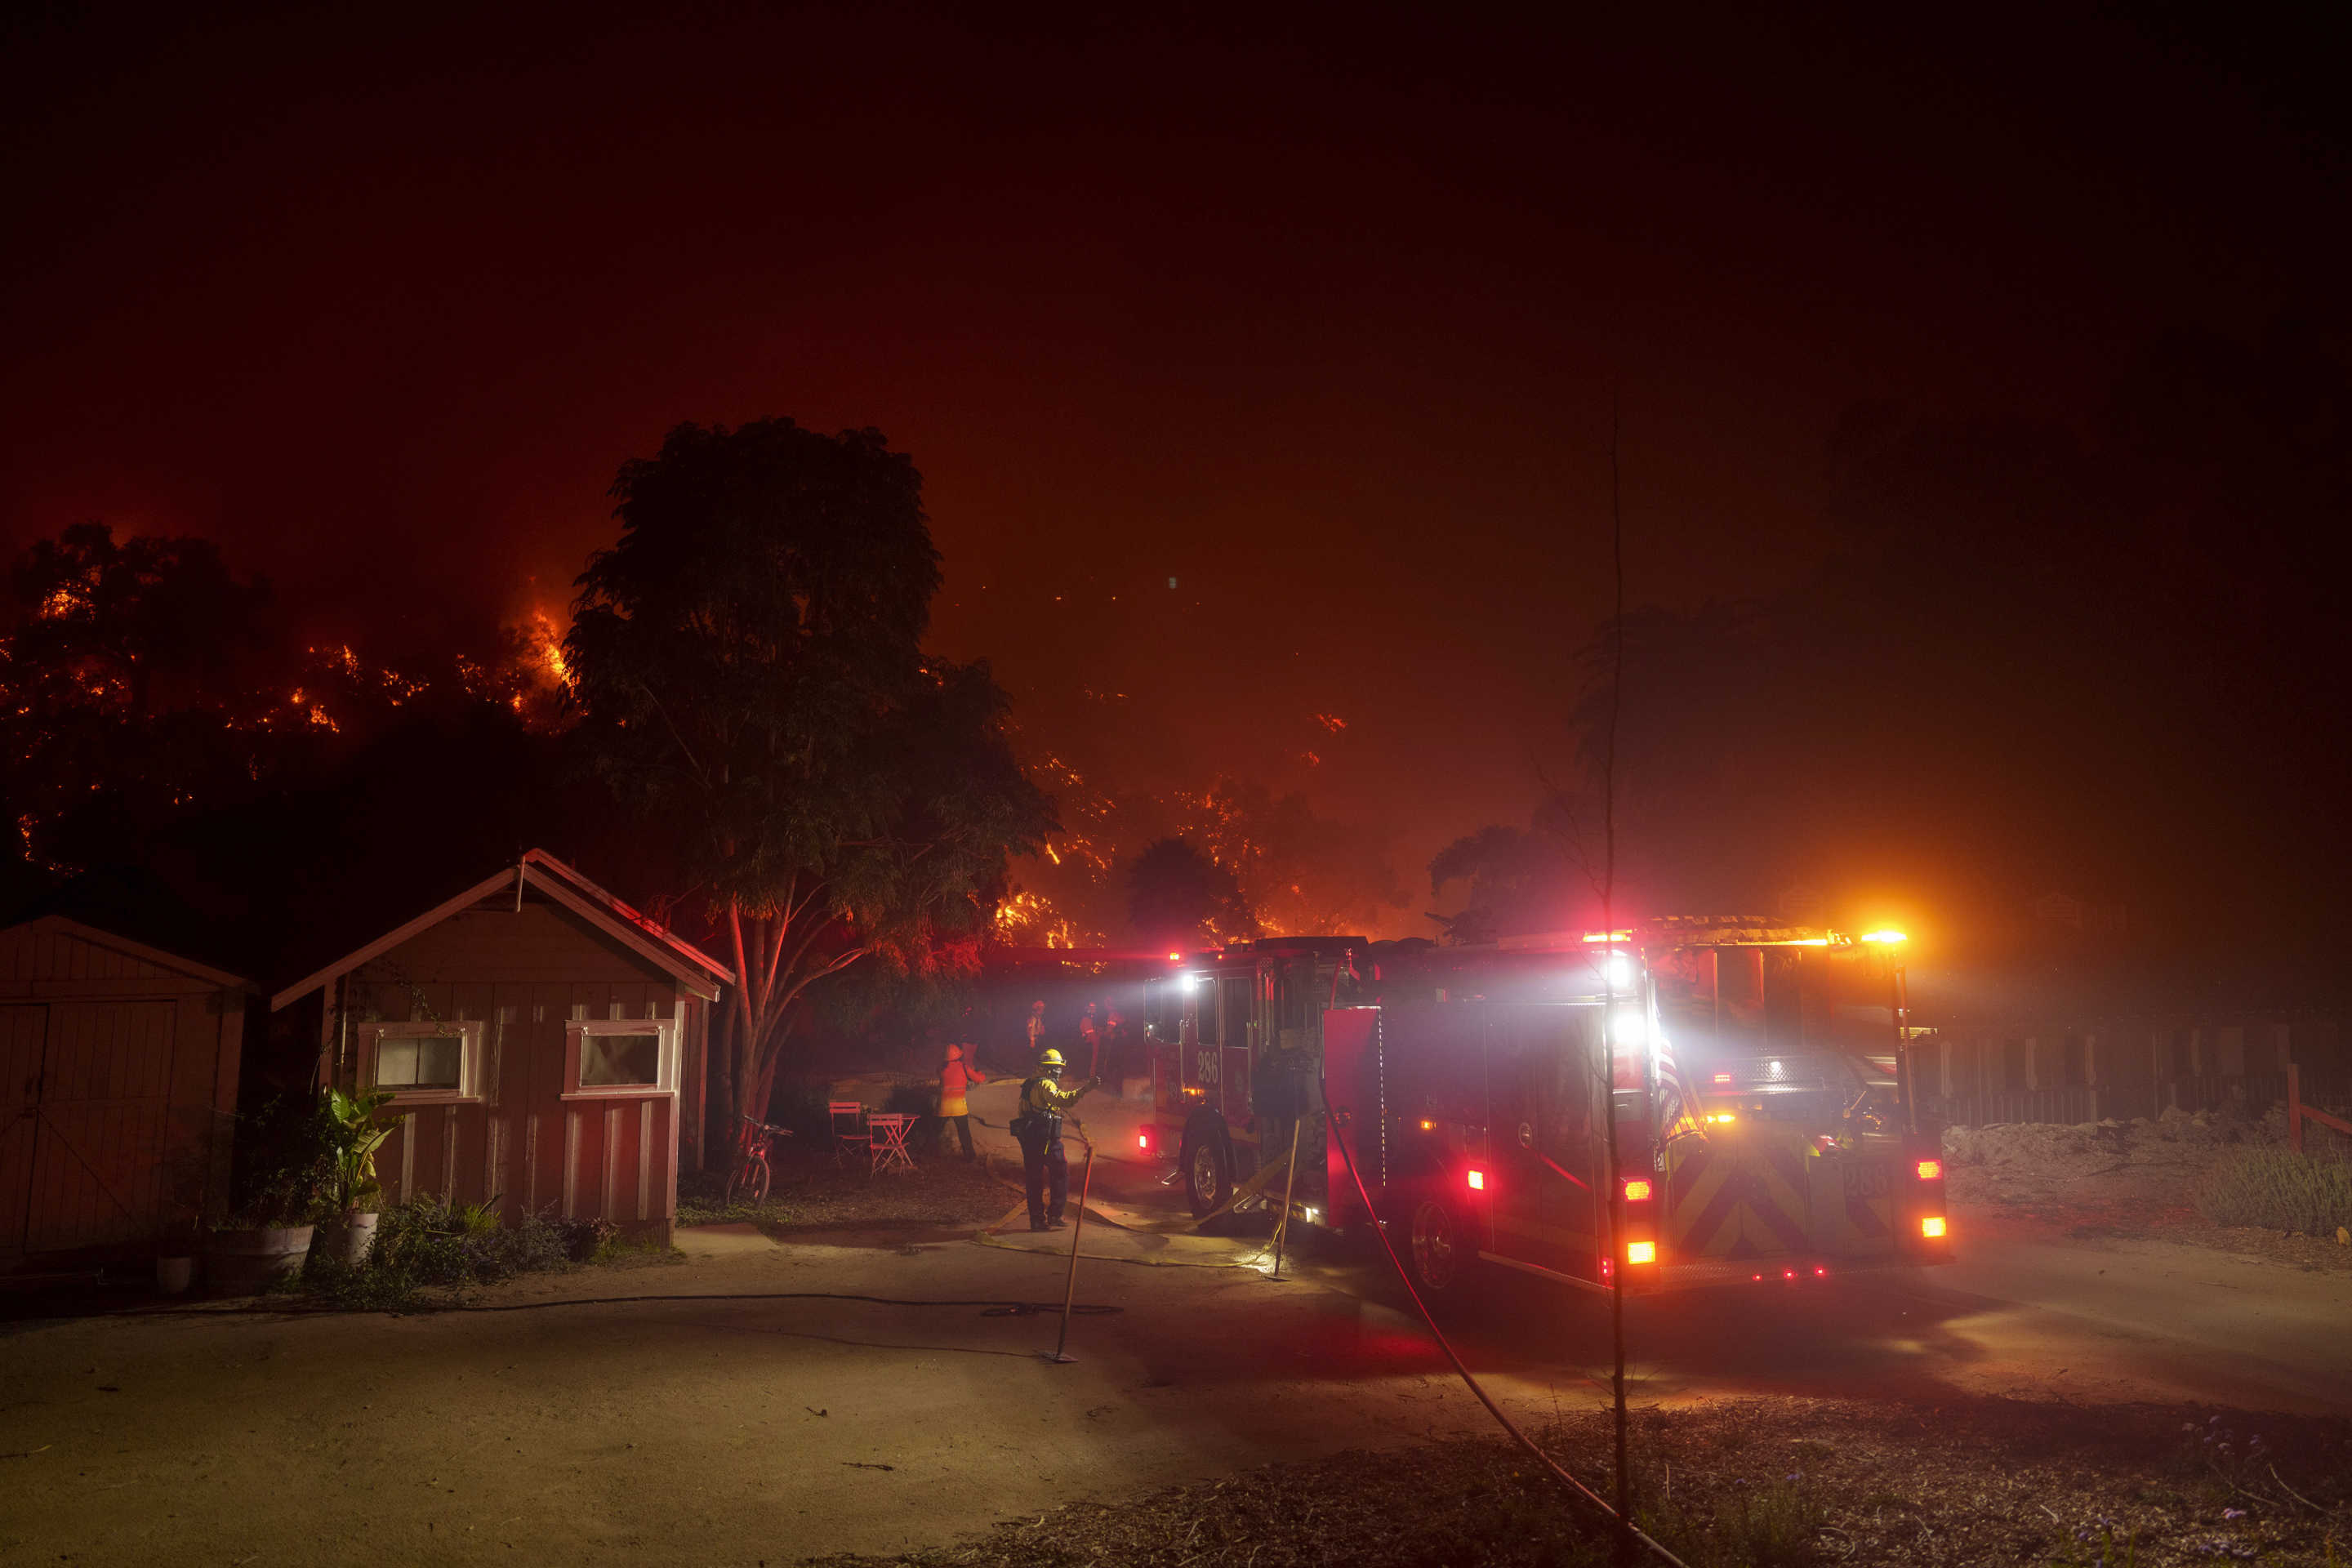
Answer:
1142 920 1952 1298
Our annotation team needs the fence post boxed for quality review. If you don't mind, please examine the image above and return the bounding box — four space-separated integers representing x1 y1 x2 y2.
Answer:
2287 1062 2303 1154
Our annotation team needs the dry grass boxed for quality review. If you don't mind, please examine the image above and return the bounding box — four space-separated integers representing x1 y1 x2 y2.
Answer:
2194 1146 2352 1236
805 1396 2352 1568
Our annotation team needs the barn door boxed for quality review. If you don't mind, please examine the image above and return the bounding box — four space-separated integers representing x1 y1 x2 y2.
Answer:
0 1006 46 1256
25 1002 176 1253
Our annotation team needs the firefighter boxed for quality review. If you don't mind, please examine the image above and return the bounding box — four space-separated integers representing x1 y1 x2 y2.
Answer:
1012 1048 1098 1232
1026 1000 1047 1058
937 1043 986 1162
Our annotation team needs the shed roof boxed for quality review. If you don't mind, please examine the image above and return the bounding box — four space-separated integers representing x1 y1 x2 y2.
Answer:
0 913 254 992
269 849 735 1011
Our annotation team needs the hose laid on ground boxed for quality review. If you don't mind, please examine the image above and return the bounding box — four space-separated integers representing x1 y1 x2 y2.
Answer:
1320 1079 1691 1568
127 1292 1123 1319
458 1291 1122 1316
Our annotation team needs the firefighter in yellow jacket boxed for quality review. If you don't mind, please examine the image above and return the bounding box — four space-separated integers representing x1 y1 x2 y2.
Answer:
1011 1049 1098 1232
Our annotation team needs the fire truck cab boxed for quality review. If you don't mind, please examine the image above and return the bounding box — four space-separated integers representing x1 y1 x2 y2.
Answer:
1141 937 1365 1218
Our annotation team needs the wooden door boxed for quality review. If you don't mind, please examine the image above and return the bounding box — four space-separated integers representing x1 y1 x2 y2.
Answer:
25 1002 176 1252
0 1006 46 1256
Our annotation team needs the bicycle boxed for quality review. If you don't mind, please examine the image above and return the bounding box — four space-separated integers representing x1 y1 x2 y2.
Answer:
726 1114 794 1206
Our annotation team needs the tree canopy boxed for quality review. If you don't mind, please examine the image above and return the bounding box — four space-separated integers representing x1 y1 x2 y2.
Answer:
1125 836 1255 949
565 418 1054 1144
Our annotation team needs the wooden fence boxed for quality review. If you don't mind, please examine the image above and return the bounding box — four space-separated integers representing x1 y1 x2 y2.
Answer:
1914 1013 2350 1129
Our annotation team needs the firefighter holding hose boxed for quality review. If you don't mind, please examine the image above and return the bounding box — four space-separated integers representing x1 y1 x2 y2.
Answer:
1012 1049 1098 1232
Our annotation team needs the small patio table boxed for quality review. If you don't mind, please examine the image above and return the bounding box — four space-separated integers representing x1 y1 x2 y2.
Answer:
866 1112 916 1175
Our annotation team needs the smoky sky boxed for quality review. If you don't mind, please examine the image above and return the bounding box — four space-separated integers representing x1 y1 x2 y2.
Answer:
3 4 2345 951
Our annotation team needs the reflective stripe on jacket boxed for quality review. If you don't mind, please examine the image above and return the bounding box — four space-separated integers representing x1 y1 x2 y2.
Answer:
1022 1074 1087 1115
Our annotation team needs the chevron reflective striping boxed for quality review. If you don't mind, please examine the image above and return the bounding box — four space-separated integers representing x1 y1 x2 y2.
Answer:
1666 1134 1815 1258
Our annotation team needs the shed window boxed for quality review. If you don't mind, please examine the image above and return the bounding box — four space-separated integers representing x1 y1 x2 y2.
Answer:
564 1019 676 1098
359 1020 486 1104
377 1034 463 1090
582 1031 658 1087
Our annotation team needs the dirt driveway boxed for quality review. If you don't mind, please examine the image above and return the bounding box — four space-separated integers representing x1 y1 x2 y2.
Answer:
5 1194 2351 1565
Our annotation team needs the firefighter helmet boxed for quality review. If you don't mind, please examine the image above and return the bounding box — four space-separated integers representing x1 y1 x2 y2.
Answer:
1037 1048 1066 1071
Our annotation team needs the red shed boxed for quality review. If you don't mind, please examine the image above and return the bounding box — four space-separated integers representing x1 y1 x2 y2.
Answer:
0 915 248 1267
270 851 733 1245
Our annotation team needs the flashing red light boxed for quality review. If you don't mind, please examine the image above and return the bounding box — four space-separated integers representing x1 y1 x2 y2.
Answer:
1138 1132 1150 1150
1752 1272 1763 1282
1167 951 1183 962
1711 1071 1733 1085
1814 1266 1828 1276
1915 1158 1943 1181
1466 1168 1486 1192
1621 1178 1653 1202
1782 1268 1797 1281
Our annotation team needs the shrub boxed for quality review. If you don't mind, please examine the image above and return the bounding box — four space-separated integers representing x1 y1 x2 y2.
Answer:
2193 1145 2352 1235
767 1079 836 1140
884 1080 941 1155
295 1196 584 1310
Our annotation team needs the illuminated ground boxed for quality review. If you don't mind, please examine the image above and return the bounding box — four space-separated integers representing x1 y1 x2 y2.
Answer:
2 1129 2347 1564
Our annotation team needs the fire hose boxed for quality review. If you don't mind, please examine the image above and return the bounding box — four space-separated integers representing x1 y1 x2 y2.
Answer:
1318 1070 1692 1568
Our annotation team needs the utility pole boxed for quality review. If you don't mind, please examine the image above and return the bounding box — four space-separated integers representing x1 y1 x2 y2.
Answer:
1603 384 1633 1561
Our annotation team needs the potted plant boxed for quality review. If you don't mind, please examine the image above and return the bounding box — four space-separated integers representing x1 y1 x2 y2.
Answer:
318 1087 395 1266
154 1142 213 1294
207 1093 336 1293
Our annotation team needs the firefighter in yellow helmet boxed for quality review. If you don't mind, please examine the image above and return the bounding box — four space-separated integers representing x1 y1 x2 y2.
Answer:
1011 1048 1098 1232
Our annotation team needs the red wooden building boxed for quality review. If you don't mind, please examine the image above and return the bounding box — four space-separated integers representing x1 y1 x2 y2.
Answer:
270 851 732 1244
0 916 248 1267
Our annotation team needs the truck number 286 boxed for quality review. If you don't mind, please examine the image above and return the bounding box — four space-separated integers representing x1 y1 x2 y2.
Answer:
1195 1049 1221 1086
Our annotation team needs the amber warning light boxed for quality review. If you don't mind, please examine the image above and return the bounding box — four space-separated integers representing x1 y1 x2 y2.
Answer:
1625 1241 1656 1265
1922 1216 1948 1239
1621 1178 1652 1201
1915 1159 1943 1180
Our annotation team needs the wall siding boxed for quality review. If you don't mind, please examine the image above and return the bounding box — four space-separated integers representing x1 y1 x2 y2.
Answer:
345 900 682 1238
0 924 242 1263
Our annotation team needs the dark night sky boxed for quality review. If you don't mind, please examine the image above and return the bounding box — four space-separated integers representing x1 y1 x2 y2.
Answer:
4 4 2345 954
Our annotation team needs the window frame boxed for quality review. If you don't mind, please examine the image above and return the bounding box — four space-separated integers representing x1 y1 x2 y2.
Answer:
358 1019 486 1105
562 1018 678 1100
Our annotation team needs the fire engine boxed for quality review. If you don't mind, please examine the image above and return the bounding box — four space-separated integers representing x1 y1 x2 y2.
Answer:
1141 920 1952 1298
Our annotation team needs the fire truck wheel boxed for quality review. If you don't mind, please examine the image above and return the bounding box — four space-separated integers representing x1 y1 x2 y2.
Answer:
1182 1131 1232 1218
1404 1194 1470 1298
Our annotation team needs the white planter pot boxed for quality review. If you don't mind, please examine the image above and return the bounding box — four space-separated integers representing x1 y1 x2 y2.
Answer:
335 1210 380 1267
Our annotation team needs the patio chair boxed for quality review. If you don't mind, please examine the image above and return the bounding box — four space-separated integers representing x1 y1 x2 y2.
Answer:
828 1101 868 1167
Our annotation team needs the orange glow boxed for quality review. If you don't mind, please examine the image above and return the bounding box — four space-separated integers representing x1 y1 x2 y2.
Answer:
1419 1119 1435 1131
1625 1241 1655 1265
1915 1159 1943 1181
1314 712 1348 732
1621 1178 1652 1201
1921 1215 1947 1239
1860 929 1909 944
1166 950 1183 962
1704 1112 1737 1125
1580 930 1633 943
525 607 571 684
